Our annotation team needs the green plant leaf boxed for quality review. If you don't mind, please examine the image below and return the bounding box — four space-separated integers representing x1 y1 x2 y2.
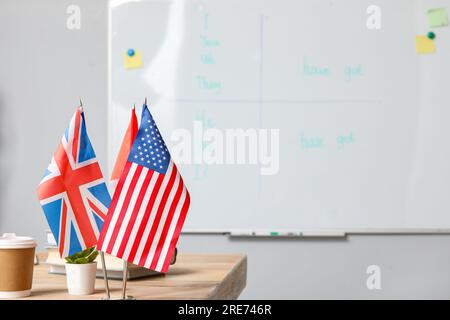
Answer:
85 248 99 263
65 246 98 264
73 257 89 264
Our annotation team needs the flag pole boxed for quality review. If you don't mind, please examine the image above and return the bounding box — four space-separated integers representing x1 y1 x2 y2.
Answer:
121 259 128 299
118 105 136 300
120 259 134 299
100 252 111 299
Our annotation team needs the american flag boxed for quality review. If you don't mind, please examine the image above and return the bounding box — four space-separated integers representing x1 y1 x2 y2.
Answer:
97 104 190 273
37 107 111 257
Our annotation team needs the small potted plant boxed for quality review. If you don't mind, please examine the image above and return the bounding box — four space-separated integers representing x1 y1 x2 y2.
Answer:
64 246 98 295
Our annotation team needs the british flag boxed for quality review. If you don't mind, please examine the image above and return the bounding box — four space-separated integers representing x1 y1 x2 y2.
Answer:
37 107 111 258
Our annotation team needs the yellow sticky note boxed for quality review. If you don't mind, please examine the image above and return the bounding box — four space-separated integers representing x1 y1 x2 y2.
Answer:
124 50 143 70
428 8 449 28
415 35 436 54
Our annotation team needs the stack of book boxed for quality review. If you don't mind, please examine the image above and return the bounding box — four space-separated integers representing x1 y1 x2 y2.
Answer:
44 230 163 280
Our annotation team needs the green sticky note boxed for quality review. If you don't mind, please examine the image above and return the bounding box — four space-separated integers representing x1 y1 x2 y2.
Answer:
427 8 449 28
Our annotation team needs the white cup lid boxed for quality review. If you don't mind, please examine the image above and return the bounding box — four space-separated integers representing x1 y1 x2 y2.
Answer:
0 233 36 249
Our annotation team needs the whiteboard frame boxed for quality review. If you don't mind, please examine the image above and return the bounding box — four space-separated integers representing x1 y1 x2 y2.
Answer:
182 228 450 236
107 0 450 236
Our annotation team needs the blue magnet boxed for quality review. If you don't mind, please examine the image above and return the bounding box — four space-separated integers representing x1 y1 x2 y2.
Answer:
127 49 135 57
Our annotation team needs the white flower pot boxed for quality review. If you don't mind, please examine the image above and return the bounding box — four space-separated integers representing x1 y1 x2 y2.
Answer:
65 262 97 295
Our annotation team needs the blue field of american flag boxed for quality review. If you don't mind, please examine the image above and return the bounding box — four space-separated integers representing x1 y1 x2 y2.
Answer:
37 107 111 257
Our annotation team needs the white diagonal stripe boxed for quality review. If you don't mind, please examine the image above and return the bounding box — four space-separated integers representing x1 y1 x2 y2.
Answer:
121 171 160 260
111 167 148 256
132 161 174 265
144 171 181 267
155 186 187 271
99 163 137 251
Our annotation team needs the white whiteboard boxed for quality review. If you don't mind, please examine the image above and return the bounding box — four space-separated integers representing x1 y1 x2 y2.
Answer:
109 0 450 232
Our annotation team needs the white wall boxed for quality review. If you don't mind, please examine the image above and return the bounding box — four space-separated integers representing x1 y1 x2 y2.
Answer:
0 0 109 244
1 0 450 299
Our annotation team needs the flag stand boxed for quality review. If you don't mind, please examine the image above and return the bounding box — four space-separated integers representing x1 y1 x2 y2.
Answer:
100 252 111 299
121 259 135 300
100 258 134 300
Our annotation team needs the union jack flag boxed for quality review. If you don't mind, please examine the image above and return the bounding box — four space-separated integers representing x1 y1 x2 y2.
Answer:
37 107 111 257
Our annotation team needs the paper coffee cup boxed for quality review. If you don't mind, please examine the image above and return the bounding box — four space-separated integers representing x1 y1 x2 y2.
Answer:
0 233 36 298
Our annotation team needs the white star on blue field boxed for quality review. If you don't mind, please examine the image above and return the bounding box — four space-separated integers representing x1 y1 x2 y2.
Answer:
128 105 170 174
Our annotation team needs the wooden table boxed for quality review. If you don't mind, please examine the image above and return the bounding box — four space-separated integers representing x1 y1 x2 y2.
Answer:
23 252 246 300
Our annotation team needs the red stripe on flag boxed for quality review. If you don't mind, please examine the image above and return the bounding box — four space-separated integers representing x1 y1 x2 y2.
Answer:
138 168 177 267
87 199 106 220
149 176 183 270
111 108 138 181
97 161 132 249
127 174 165 263
106 165 143 253
161 188 190 272
116 170 154 259
37 177 65 201
59 200 67 257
